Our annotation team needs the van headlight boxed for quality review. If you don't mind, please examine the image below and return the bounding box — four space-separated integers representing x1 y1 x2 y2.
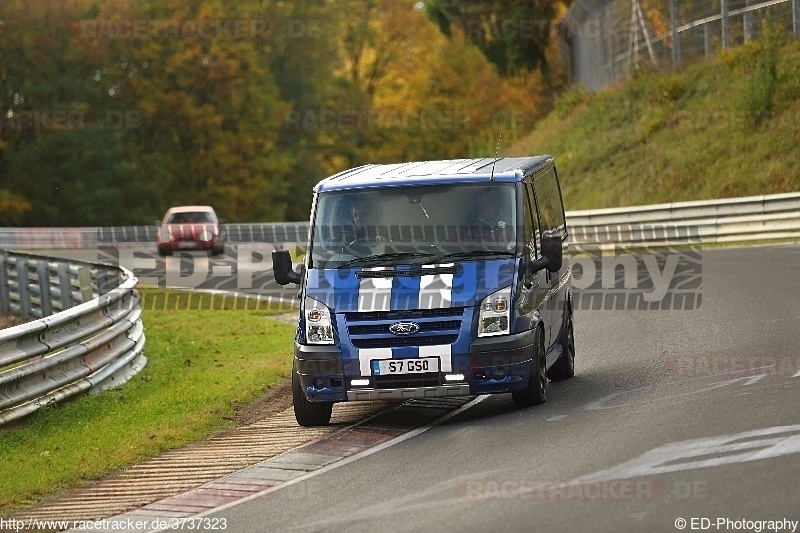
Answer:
305 296 334 345
478 287 511 337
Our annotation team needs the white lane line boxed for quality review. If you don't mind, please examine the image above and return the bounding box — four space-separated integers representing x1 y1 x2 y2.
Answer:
147 395 488 533
574 424 800 484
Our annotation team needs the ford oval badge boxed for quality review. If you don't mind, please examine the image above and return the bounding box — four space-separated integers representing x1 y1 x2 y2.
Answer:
389 322 420 336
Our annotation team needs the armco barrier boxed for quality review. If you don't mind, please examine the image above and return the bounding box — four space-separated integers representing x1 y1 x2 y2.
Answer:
567 192 800 248
0 251 146 425
0 192 798 250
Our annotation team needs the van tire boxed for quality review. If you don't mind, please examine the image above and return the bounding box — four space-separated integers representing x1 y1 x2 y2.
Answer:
548 303 575 381
292 365 333 427
512 327 547 407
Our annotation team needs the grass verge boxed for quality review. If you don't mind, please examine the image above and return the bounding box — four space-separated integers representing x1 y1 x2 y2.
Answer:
0 289 297 514
509 30 800 209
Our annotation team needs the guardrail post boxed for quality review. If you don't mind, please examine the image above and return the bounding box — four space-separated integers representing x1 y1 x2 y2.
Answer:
96 271 109 296
77 267 94 303
58 263 74 310
0 252 9 312
36 260 53 317
16 258 31 317
721 0 729 49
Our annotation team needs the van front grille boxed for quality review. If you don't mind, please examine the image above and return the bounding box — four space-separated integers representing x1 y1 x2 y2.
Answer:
345 308 463 350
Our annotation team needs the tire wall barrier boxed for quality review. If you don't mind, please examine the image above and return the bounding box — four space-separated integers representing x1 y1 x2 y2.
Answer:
0 251 146 425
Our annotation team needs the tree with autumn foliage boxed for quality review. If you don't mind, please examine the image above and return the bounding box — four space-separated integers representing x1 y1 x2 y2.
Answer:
0 0 565 226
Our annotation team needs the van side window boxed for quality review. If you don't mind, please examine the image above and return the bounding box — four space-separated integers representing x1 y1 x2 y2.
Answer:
533 169 566 238
524 181 540 257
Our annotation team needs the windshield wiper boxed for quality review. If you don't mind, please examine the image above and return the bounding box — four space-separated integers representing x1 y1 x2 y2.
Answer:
336 251 435 268
422 250 515 264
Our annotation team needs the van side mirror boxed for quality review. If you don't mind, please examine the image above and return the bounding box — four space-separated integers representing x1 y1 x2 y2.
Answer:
530 255 550 272
272 250 302 285
530 233 562 273
541 232 563 272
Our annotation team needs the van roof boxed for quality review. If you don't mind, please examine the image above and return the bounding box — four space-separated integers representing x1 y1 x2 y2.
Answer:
314 156 554 193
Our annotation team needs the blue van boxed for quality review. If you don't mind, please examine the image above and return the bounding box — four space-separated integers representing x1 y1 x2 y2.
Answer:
273 157 575 426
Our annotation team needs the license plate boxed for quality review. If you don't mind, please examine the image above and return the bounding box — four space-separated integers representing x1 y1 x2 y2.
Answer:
373 357 439 375
176 242 195 249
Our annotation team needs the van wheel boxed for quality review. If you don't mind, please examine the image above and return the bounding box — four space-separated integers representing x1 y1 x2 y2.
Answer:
512 327 547 407
548 303 575 381
292 365 333 427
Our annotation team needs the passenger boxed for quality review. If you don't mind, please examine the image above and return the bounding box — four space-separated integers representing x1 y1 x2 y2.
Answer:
476 190 509 242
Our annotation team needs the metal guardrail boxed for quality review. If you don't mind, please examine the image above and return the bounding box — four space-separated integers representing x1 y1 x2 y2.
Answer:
568 191 800 247
0 252 146 425
0 192 797 250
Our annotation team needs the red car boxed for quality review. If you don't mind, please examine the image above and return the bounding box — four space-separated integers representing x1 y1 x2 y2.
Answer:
156 205 225 256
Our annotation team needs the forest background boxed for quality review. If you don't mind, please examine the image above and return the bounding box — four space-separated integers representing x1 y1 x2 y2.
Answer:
0 0 573 226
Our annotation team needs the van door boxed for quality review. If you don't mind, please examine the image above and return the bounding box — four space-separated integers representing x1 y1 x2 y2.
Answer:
532 168 568 350
520 180 550 340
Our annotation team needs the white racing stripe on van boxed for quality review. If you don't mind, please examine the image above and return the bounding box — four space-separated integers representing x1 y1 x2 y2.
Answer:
358 347 393 377
419 264 453 309
358 267 392 312
419 344 452 373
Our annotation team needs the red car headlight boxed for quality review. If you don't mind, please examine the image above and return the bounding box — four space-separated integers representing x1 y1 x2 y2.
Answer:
159 226 173 243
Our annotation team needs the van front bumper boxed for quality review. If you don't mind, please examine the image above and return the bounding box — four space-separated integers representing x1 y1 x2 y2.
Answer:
468 329 536 394
295 343 346 402
296 328 536 402
347 385 471 401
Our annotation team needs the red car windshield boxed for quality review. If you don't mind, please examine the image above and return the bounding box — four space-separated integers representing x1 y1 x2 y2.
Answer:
166 212 214 224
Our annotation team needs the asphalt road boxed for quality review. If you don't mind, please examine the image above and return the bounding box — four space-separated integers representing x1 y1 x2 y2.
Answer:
192 244 800 532
30 243 800 532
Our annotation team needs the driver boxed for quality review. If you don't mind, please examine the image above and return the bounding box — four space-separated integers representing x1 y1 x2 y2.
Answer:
347 202 388 244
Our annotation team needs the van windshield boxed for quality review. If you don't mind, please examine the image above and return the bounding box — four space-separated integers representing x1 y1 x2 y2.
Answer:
310 184 517 268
